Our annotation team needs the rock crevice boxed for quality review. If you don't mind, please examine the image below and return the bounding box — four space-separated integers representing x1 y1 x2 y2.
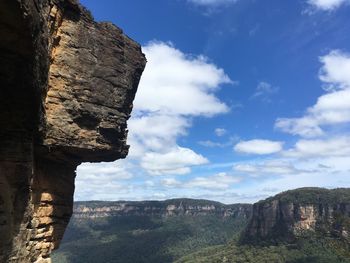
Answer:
0 0 146 262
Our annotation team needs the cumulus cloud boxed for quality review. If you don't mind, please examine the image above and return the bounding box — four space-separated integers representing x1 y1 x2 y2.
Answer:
234 139 284 155
75 41 232 200
319 50 350 89
186 172 241 190
128 114 190 156
275 50 350 137
133 42 230 117
140 147 208 175
77 162 133 180
198 135 238 148
188 0 237 6
126 41 231 175
307 0 350 11
284 136 350 158
75 161 134 200
228 50 350 200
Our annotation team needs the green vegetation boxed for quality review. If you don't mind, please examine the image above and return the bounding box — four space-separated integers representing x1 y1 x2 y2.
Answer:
52 190 350 263
260 187 350 205
176 236 350 263
52 214 248 263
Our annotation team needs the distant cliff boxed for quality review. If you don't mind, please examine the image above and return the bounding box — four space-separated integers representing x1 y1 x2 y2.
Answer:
73 199 253 219
241 188 350 244
173 189 350 263
53 199 252 263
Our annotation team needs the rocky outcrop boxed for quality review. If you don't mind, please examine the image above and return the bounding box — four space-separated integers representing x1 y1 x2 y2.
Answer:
72 199 253 219
241 188 350 244
0 0 146 262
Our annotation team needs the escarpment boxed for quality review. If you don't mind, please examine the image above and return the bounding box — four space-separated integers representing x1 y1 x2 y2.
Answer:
0 0 146 262
72 199 253 219
241 188 350 244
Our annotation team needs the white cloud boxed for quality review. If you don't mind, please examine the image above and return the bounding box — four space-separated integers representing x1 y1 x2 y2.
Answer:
198 136 239 148
188 0 237 6
319 50 350 89
75 161 134 200
77 161 133 181
234 139 284 155
307 0 350 11
284 136 350 158
233 161 302 176
198 140 228 147
228 50 350 202
246 155 350 200
186 172 241 190
134 42 230 117
159 172 241 190
128 114 189 156
215 128 227 136
126 41 230 175
161 178 182 187
275 50 350 137
74 41 231 200
276 116 323 138
251 81 279 103
140 147 208 175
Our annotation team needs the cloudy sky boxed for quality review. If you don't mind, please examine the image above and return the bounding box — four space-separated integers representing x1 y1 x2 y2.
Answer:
76 0 350 203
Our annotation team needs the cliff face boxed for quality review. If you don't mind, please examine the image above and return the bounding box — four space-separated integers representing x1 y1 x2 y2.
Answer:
242 188 350 244
0 1 146 262
72 199 253 219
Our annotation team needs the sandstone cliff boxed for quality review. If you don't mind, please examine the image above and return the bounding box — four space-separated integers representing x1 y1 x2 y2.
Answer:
0 0 146 262
72 199 252 219
241 188 350 244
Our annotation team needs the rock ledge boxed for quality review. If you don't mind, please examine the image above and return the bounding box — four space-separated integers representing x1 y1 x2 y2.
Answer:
0 0 146 262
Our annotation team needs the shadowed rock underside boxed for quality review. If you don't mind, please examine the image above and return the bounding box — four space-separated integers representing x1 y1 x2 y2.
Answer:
0 0 146 262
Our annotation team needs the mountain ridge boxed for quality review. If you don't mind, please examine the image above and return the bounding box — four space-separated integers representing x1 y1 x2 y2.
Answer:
72 198 253 219
242 187 350 244
53 187 350 262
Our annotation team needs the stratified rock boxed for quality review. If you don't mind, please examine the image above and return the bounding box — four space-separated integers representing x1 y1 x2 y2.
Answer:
72 199 253 219
241 188 350 244
0 0 146 262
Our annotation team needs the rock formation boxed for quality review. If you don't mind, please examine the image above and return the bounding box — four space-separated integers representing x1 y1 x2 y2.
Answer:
0 0 146 262
241 188 350 244
72 199 252 219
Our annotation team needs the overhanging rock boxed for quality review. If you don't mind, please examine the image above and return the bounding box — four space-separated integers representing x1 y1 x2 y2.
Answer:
0 0 146 262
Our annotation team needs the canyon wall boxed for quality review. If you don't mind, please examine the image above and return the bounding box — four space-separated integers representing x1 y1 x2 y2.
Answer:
0 0 146 262
72 199 252 219
241 188 350 244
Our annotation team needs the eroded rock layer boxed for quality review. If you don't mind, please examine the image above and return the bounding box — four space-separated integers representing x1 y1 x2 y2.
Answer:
72 199 253 219
241 188 350 244
0 0 146 262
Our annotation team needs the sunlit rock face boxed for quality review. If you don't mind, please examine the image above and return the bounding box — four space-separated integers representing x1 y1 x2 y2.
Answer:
241 188 350 245
0 0 146 262
72 200 253 219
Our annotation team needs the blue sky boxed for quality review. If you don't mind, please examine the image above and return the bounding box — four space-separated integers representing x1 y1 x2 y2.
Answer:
75 0 350 203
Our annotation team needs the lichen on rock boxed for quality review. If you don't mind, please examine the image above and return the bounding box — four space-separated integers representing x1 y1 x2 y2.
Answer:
0 0 146 262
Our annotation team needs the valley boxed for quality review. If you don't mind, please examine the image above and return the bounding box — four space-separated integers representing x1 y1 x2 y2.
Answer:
53 188 350 263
